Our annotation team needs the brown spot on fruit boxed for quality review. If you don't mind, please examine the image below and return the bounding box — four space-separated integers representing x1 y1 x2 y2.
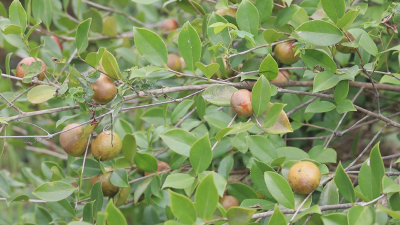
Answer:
274 41 300 65
15 57 47 87
230 89 253 117
288 161 321 194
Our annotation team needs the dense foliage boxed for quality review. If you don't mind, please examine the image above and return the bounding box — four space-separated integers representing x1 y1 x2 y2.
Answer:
0 0 400 224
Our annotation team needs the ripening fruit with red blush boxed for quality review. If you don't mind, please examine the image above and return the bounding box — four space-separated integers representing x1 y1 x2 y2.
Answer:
160 19 178 32
288 161 321 194
272 70 290 82
15 57 47 86
230 89 253 117
274 41 300 65
167 54 182 72
90 73 117 105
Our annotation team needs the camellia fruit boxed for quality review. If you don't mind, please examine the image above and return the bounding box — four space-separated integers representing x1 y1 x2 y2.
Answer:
90 168 119 196
59 123 96 157
336 32 356 54
288 161 321 194
230 89 253 117
216 8 237 17
144 161 171 176
274 41 300 65
219 195 239 210
91 130 122 161
90 73 117 105
15 57 47 87
160 18 178 32
272 70 290 82
167 54 182 72
51 36 63 51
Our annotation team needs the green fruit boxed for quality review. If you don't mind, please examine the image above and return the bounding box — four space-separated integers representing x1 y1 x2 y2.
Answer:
230 89 253 117
90 73 117 105
274 41 300 65
219 195 239 210
59 123 97 157
288 161 321 194
15 57 46 87
336 32 355 54
167 54 182 72
91 169 119 197
91 131 122 161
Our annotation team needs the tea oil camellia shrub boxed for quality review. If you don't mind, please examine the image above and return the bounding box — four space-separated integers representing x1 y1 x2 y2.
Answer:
1 0 400 224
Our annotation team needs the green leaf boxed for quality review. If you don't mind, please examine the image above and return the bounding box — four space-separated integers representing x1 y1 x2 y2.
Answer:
90 181 103 218
196 95 206 119
46 199 76 219
254 103 293 134
336 99 356 114
308 145 337 163
382 175 400 193
105 200 127 225
227 183 258 202
247 135 277 163
264 171 295 209
195 173 218 220
218 154 234 180
190 133 212 173
370 142 384 193
122 134 136 165
236 0 259 36
9 0 27 33
262 29 283 45
227 207 257 225
268 205 286 225
358 163 378 200
337 8 361 30
321 0 345 23
348 28 378 56
71 158 101 177
160 129 197 157
177 0 205 15
334 80 349 104
26 85 57 104
305 101 336 113
301 49 337 72
318 181 339 215
321 213 348 225
0 1 7 17
295 20 343 46
162 173 195 189
202 84 238 107
0 173 10 198
293 205 321 222
348 206 373 225
83 8 103 33
0 127 6 160
83 201 94 224
178 22 201 71
276 5 298 27
334 162 355 203
256 0 273 24
195 62 220 80
313 71 340 93
75 18 92 55
2 24 22 35
56 114 86 128
264 103 286 128
215 127 234 142
134 152 158 173
133 27 168 67
169 190 197 224
32 181 76 202
171 99 194 124
250 160 275 199
6 194 28 207
376 205 400 219
277 147 309 163
251 76 271 117
85 47 105 69
110 169 129 188
100 50 121 80
32 0 52 29
207 13 231 46
259 54 279 80
35 205 52 225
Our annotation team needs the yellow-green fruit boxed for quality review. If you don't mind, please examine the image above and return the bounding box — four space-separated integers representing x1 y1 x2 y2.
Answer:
90 73 117 105
216 8 237 17
230 89 253 117
336 32 356 54
288 161 321 194
167 54 181 72
272 71 290 82
91 131 122 161
274 41 300 65
16 57 46 87
91 170 119 196
59 123 94 157
219 195 239 210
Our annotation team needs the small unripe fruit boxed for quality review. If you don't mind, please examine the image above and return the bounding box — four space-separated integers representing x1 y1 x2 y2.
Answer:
219 195 239 210
60 123 95 157
216 8 237 17
274 41 300 65
91 131 122 161
272 71 289 82
16 57 46 87
160 19 178 32
144 161 171 176
90 73 117 105
336 32 355 54
167 54 182 72
230 89 253 117
288 161 321 194
51 36 63 51
91 169 119 196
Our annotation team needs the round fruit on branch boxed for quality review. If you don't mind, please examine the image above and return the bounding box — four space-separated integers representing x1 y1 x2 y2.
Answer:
160 18 178 32
91 130 122 161
230 89 253 117
91 168 119 196
167 54 182 72
219 195 239 210
272 70 290 82
288 161 321 194
274 41 300 65
90 73 117 105
15 57 47 87
59 123 97 157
